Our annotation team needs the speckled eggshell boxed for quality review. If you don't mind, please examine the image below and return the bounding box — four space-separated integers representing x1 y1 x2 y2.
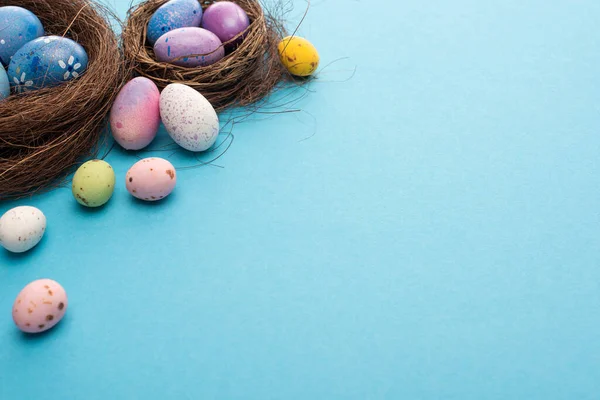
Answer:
126 158 177 201
278 36 320 77
153 27 224 67
0 66 9 100
72 160 116 207
110 77 161 150
146 0 202 46
160 83 219 152
8 36 88 92
0 6 44 66
12 279 68 334
0 206 46 253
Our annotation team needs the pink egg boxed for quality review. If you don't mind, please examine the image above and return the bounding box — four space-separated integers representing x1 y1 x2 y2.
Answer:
110 77 161 150
12 279 68 334
126 158 177 201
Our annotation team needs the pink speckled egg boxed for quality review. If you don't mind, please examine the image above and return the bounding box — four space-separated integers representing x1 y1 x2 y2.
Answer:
13 279 68 334
126 158 177 201
110 77 161 150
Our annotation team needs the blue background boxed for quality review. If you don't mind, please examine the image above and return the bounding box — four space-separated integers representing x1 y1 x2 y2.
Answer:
2 0 600 398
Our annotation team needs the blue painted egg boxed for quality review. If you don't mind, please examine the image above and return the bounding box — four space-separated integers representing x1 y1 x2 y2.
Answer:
8 36 88 92
0 67 9 100
0 6 44 66
147 0 202 46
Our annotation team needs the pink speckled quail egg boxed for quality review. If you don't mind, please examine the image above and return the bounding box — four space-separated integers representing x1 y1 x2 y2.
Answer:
13 279 68 334
126 157 177 201
0 206 46 253
159 83 219 152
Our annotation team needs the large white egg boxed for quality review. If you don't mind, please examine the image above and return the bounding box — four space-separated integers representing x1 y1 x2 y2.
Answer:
159 83 219 152
0 206 46 253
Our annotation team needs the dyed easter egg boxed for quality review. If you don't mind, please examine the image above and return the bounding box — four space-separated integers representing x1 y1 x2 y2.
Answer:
154 27 224 67
72 160 116 208
0 66 9 100
110 77 160 150
126 158 177 201
201 1 250 47
160 83 219 152
0 6 44 66
0 206 46 253
278 36 319 77
146 0 202 46
8 36 88 92
13 279 68 334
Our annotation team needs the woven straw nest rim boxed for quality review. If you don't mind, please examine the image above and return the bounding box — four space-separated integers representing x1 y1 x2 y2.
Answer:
122 0 289 111
0 0 128 200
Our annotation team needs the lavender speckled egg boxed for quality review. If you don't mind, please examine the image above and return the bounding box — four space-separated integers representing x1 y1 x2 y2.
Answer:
201 1 250 47
0 206 46 253
110 77 161 150
160 83 219 152
146 0 202 46
0 66 9 100
0 6 44 66
13 279 68 334
153 27 224 67
126 158 177 201
8 36 88 92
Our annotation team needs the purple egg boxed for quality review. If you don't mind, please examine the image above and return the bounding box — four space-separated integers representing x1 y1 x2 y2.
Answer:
201 1 250 47
154 27 224 67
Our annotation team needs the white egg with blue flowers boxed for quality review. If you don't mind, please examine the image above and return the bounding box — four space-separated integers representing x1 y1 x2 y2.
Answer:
8 35 88 92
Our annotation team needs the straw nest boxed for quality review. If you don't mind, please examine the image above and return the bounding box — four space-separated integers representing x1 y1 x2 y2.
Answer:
122 0 288 112
0 0 128 200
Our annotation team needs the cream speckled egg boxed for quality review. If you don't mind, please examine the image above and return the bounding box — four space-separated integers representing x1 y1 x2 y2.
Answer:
0 206 46 253
13 279 68 334
126 157 177 201
159 83 219 152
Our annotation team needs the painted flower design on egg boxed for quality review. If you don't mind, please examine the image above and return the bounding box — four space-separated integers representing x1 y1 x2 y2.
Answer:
13 72 33 93
43 37 59 44
58 56 82 80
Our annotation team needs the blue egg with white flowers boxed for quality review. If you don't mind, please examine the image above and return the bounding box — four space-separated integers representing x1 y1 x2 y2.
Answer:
8 36 88 92
0 6 44 66
147 0 202 46
0 67 9 100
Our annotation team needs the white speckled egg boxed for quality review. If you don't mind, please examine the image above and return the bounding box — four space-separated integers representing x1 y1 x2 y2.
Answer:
159 83 219 152
0 206 46 253
13 279 68 333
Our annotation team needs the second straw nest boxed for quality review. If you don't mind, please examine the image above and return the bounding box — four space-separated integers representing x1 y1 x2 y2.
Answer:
122 0 289 112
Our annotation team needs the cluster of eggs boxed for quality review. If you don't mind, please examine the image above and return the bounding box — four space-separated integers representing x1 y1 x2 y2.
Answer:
72 76 220 208
0 6 88 100
148 0 250 67
72 157 177 207
110 78 219 152
147 0 320 77
2 154 178 334
2 153 178 335
3 1 322 335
